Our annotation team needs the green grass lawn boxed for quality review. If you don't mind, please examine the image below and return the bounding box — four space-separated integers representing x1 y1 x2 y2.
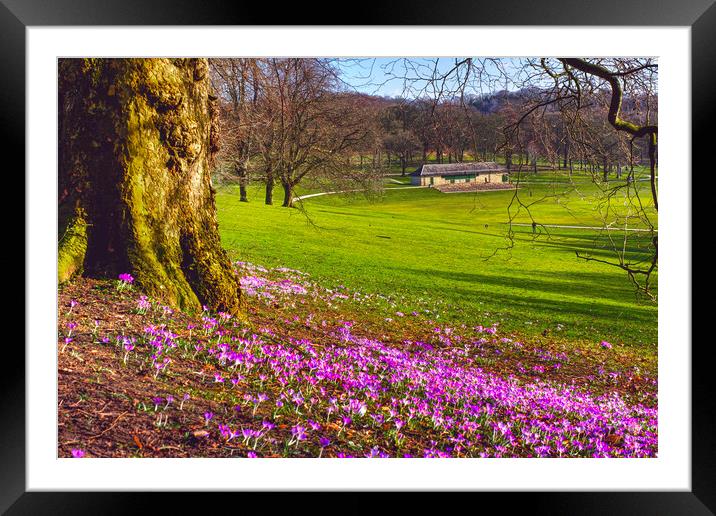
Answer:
216 176 657 350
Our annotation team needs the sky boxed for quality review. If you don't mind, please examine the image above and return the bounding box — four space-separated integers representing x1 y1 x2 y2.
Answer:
335 57 524 98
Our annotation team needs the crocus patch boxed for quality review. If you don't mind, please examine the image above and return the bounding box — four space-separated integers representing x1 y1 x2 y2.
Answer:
58 262 657 458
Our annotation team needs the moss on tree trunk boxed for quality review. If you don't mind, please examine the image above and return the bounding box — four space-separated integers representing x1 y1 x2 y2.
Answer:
58 58 242 314
58 206 88 283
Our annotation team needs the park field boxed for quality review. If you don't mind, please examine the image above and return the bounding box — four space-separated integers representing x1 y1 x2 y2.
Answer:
216 173 658 351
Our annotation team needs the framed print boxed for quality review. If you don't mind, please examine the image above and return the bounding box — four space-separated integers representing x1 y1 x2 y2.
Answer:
5 0 711 513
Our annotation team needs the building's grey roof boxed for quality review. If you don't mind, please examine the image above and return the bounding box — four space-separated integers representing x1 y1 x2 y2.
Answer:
410 162 507 177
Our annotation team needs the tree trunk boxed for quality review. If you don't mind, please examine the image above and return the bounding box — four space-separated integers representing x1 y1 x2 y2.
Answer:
281 181 294 208
235 162 248 202
265 169 274 205
58 58 241 314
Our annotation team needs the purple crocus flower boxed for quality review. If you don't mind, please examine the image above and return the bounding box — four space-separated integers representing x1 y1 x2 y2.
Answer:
136 295 151 311
291 425 307 441
118 273 134 284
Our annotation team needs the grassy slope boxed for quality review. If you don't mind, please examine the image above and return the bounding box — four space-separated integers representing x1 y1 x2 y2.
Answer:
216 175 657 350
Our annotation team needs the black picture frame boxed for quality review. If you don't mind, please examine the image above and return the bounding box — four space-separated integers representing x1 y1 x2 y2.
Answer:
4 0 709 513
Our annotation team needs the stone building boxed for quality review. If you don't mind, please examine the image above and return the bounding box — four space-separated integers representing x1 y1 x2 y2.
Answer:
410 162 509 187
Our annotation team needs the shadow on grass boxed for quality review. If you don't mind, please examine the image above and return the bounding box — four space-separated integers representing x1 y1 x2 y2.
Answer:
384 265 657 335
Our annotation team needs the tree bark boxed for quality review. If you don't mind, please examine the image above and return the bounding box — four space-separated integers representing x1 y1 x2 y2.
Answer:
58 58 242 314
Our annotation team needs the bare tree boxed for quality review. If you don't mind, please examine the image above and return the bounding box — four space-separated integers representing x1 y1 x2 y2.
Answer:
258 58 369 207
211 58 262 202
383 129 420 175
534 58 658 297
